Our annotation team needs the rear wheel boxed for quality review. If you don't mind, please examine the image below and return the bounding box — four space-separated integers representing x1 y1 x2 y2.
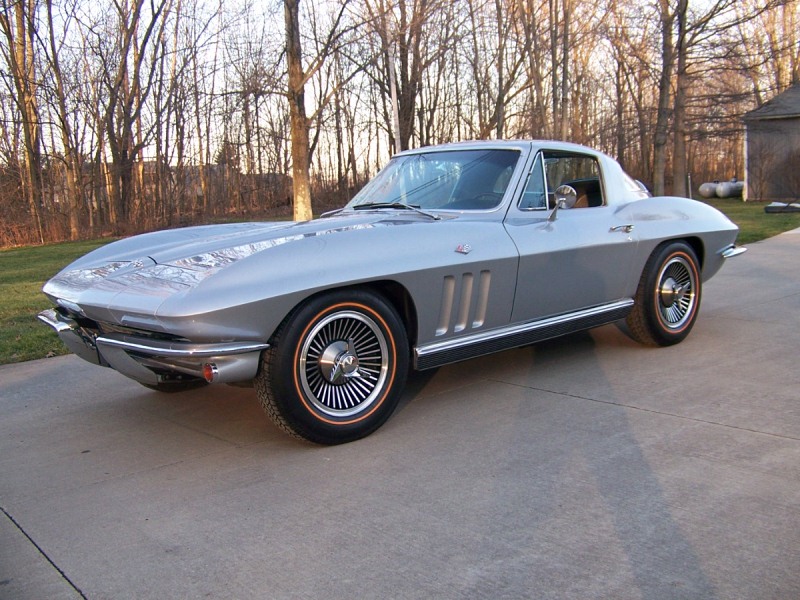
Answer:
626 241 701 346
255 289 409 444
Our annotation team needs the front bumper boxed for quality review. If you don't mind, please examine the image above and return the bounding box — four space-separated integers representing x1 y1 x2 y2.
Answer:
38 308 268 386
721 244 747 259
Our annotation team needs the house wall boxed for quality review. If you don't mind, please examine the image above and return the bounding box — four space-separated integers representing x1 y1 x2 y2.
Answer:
746 117 800 202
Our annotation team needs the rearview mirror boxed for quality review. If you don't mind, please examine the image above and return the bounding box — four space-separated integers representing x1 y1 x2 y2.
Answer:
555 184 577 209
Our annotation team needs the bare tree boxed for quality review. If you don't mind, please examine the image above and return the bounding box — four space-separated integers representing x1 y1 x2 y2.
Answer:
518 0 552 138
0 0 44 242
85 0 171 232
1 0 799 246
736 0 799 103
365 0 455 151
285 0 313 220
653 0 781 196
463 0 528 139
652 0 678 196
40 0 86 239
285 0 366 219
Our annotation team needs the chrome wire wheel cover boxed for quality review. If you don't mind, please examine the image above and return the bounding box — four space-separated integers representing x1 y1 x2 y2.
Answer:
656 255 697 330
299 310 390 418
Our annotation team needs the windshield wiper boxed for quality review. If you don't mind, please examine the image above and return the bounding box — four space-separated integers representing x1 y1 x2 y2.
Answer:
352 202 441 220
320 207 346 218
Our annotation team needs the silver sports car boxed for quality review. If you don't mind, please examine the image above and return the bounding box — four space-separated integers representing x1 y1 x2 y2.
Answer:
39 140 746 444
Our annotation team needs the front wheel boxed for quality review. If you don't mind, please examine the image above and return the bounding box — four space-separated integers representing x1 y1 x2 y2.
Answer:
254 289 409 444
626 241 701 346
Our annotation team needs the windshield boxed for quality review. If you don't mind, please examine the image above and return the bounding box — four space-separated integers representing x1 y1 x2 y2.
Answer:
347 149 521 211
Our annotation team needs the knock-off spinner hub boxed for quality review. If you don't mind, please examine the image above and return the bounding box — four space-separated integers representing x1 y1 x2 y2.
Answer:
319 340 360 384
660 277 687 307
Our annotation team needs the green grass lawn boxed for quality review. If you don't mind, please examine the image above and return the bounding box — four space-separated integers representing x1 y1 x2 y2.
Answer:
701 198 800 245
1 199 799 366
0 239 110 364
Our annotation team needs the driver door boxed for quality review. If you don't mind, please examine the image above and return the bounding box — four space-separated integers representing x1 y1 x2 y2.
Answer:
505 150 639 323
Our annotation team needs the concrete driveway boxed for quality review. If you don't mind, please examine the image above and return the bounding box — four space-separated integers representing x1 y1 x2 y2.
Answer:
2 230 799 600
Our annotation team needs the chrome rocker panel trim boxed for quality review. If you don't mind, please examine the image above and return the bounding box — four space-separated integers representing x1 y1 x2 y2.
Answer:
38 309 268 386
414 299 634 370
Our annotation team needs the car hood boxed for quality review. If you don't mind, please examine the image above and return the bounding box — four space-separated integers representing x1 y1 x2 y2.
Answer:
42 211 447 323
84 214 391 265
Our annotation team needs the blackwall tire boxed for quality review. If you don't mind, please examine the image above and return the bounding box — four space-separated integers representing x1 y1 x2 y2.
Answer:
255 289 409 445
626 241 701 347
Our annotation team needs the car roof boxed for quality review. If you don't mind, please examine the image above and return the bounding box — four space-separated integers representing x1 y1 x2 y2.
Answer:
394 139 605 158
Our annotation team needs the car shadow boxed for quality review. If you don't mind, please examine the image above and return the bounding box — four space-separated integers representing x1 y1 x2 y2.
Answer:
391 326 717 597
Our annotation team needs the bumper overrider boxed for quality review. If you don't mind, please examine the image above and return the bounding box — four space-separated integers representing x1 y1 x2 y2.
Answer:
37 308 268 386
721 244 747 259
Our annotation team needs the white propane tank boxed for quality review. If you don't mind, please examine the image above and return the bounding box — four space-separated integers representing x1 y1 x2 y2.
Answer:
716 178 744 198
699 182 718 198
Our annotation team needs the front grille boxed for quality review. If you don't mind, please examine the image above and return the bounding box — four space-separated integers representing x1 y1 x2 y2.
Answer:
54 307 100 333
96 321 190 343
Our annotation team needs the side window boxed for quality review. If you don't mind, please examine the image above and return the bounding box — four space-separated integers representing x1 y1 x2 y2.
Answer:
542 152 604 208
519 152 547 209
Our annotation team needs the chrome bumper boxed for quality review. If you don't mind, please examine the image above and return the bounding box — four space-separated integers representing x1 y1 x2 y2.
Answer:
37 309 268 386
721 244 747 259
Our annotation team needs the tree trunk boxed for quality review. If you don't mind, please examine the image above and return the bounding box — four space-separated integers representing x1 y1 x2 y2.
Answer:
549 0 560 135
495 0 505 139
653 0 675 196
615 57 626 169
560 0 570 140
285 0 313 221
671 0 689 198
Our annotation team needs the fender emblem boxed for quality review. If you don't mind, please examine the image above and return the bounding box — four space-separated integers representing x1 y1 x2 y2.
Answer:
455 244 472 255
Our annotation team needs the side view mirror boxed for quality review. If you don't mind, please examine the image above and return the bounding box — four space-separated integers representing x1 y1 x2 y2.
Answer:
554 184 578 209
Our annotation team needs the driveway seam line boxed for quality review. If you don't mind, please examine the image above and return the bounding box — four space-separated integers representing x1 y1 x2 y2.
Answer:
0 504 88 599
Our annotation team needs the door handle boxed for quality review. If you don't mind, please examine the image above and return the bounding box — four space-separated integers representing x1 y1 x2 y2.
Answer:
610 224 634 233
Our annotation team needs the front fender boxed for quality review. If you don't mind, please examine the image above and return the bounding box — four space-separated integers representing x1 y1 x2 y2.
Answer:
154 219 520 346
